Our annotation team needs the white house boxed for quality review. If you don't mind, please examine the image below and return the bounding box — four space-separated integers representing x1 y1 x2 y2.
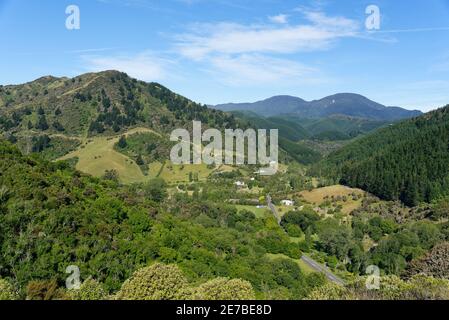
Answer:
281 200 295 206
234 181 246 188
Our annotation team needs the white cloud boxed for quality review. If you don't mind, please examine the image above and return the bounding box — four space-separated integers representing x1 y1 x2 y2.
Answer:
82 51 173 82
172 9 356 86
206 54 325 86
269 14 288 24
175 10 359 60
301 10 358 30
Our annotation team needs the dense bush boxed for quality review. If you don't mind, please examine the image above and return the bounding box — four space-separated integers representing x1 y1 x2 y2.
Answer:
192 278 256 300
281 208 320 232
26 279 69 300
307 275 449 300
69 278 107 300
116 264 189 300
405 242 449 279
0 278 17 300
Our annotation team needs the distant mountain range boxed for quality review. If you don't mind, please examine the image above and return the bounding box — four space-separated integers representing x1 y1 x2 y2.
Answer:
215 94 423 121
0 71 429 174
0 70 321 170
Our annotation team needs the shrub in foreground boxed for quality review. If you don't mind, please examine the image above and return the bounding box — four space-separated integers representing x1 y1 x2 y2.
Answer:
192 278 256 300
0 279 18 300
115 263 189 300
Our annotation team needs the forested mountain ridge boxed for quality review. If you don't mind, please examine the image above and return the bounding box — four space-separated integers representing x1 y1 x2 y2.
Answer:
316 105 449 206
215 93 422 120
0 70 238 139
0 71 323 167
232 110 391 143
216 95 307 117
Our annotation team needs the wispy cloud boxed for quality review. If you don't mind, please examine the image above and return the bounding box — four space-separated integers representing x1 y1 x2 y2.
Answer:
81 51 174 82
95 0 178 13
207 54 323 86
66 48 118 54
269 14 289 24
175 10 359 60
368 26 449 34
171 9 358 86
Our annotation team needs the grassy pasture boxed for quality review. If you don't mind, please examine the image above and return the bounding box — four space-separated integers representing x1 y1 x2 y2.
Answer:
300 185 365 214
59 127 225 184
59 128 156 184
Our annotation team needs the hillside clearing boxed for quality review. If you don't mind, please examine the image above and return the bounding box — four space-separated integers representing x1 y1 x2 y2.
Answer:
235 205 271 218
58 128 157 184
300 185 365 214
58 128 226 184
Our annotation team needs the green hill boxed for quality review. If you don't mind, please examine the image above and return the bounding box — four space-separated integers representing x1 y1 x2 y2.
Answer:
230 111 310 141
1 71 319 181
317 105 449 206
0 139 322 298
0 70 237 139
298 115 389 141
0 71 247 182
231 111 321 164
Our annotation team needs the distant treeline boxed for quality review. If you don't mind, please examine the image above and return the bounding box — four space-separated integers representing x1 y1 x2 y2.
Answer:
315 105 449 206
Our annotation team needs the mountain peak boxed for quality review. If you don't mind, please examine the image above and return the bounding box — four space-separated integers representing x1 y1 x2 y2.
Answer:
265 95 306 102
0 70 237 139
215 94 422 121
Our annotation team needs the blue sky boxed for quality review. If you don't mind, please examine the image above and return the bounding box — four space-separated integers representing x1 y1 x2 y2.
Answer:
1 0 449 111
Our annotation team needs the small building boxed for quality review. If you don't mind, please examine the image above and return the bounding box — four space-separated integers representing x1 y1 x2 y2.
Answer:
234 181 246 188
281 200 295 206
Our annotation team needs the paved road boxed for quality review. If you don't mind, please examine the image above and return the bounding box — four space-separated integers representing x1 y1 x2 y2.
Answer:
266 194 345 286
301 255 346 286
266 194 281 225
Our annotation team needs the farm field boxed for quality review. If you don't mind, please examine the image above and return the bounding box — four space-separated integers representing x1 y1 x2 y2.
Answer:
58 127 230 184
58 128 156 184
157 162 240 184
300 185 365 214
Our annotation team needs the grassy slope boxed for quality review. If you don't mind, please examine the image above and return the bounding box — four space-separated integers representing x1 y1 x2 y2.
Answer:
59 127 231 184
300 185 365 214
59 128 155 184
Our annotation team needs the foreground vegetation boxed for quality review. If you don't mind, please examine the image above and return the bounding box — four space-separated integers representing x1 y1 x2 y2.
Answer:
2 139 449 300
0 140 327 300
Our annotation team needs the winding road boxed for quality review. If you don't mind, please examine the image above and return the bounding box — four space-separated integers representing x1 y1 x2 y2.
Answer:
266 194 346 286
301 255 346 285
